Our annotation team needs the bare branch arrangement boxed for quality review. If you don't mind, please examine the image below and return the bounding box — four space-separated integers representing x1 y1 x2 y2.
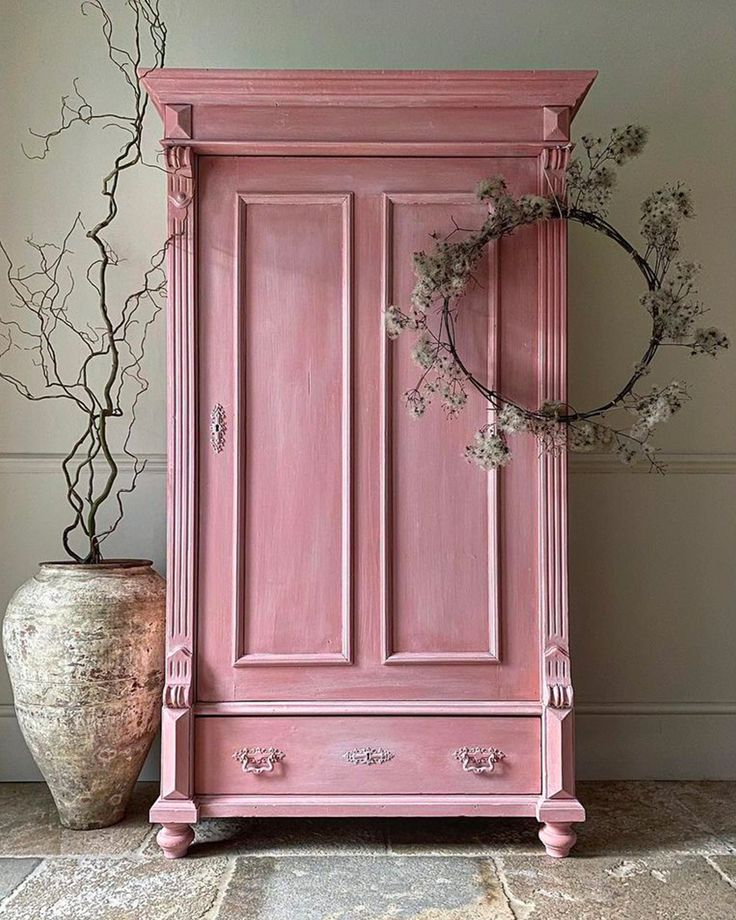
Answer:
385 126 729 473
0 1 168 562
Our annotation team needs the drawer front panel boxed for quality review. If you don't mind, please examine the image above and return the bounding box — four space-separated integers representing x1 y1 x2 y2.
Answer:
195 716 541 795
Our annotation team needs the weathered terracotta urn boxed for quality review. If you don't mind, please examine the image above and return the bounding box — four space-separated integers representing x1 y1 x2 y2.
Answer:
2 560 165 829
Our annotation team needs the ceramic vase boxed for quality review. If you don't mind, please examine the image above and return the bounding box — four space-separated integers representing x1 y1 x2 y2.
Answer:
2 560 165 829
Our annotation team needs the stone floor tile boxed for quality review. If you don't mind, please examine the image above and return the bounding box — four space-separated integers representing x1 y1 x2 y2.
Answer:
0 783 158 857
386 817 541 856
669 782 736 850
218 855 515 920
497 853 736 920
575 781 726 856
0 858 40 902
0 855 231 920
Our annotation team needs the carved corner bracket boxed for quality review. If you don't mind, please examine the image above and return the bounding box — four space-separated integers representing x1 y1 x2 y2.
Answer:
164 645 193 709
166 145 195 222
541 145 571 200
544 642 573 710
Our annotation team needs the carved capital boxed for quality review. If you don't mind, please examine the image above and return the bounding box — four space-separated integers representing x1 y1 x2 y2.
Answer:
166 145 194 217
541 145 571 200
544 641 573 709
164 646 193 709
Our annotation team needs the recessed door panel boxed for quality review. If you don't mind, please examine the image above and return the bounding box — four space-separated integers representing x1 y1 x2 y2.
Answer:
382 193 499 664
234 194 352 666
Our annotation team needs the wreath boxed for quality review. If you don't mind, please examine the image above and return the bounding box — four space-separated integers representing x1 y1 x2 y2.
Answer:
384 126 729 472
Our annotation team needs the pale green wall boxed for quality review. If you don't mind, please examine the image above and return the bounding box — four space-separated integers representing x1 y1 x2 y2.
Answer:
1 0 735 779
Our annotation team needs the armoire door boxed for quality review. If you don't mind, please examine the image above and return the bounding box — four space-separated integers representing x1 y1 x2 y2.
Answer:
197 156 542 702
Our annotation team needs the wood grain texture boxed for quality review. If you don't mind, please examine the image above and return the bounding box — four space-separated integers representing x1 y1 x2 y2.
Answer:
160 145 197 804
231 193 352 667
380 194 499 665
140 68 597 114
196 156 541 704
195 715 541 796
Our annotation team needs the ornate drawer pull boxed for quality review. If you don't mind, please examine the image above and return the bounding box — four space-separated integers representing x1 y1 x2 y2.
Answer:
453 746 506 774
233 747 285 774
343 747 395 766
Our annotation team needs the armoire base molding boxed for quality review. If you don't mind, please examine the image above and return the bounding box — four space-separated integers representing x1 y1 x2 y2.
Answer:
150 793 585 858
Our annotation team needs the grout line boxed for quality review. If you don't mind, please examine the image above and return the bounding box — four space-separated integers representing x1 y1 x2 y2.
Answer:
204 856 238 919
135 825 158 856
491 855 531 920
0 855 47 913
703 854 736 891
666 789 736 855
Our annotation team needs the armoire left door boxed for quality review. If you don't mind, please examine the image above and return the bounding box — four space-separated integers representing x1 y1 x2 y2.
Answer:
196 155 543 705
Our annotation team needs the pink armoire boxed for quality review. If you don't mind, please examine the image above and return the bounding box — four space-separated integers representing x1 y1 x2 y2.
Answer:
141 69 597 859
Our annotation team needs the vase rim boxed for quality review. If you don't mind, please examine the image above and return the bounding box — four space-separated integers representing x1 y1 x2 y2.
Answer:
38 559 154 570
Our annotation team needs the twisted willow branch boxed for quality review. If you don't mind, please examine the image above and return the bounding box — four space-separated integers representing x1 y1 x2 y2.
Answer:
385 126 729 473
0 1 168 561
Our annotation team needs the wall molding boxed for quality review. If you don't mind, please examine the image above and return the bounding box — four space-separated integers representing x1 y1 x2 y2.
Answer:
1 451 734 477
2 702 735 780
3 701 735 720
569 452 736 475
1 448 735 780
576 701 736 715
0 452 167 475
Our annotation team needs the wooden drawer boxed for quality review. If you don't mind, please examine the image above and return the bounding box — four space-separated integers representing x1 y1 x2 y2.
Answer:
194 716 541 795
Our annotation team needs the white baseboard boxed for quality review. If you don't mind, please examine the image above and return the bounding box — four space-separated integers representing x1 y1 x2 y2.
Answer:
2 702 735 782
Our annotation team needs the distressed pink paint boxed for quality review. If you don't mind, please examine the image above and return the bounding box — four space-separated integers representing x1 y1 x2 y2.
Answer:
195 716 541 796
140 68 596 858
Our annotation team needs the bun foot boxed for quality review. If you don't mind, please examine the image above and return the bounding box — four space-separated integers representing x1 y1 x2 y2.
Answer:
157 822 195 859
539 821 577 858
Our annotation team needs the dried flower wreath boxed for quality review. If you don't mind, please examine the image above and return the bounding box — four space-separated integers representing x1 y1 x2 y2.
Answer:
384 126 729 472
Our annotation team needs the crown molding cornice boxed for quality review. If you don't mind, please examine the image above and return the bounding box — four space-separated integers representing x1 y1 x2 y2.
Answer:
139 68 597 116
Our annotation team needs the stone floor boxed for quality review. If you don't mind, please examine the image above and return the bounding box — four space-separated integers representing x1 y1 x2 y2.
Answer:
0 782 734 919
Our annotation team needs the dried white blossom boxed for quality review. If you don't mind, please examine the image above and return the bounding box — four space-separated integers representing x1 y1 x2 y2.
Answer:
405 390 427 418
411 332 437 369
441 385 468 415
566 160 617 212
383 306 409 339
641 183 694 256
568 422 614 453
641 289 701 340
518 194 554 222
670 260 701 285
616 442 639 466
476 176 508 202
691 326 730 357
497 404 531 433
464 428 510 471
567 125 648 214
607 125 649 164
632 381 689 431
